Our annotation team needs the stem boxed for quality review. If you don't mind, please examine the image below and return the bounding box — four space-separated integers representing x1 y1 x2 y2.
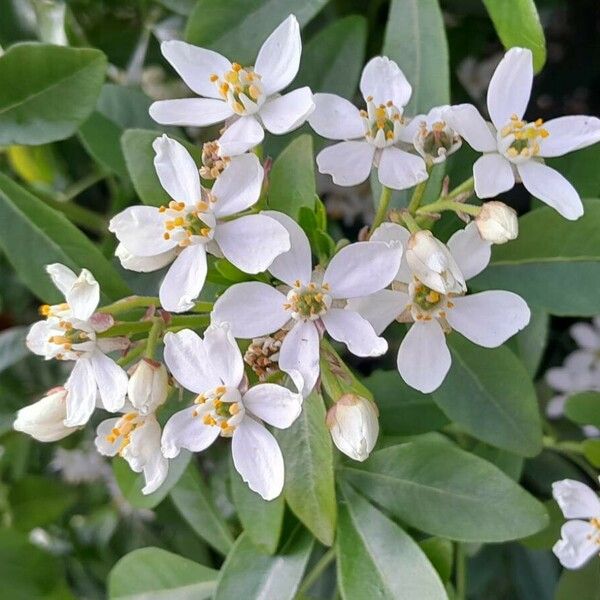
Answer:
98 296 160 315
168 314 210 331
297 548 336 597
416 199 481 217
117 342 146 367
401 212 421 233
191 301 214 313
407 180 428 214
98 321 154 338
447 176 474 200
370 185 393 235
144 317 164 359
455 543 467 600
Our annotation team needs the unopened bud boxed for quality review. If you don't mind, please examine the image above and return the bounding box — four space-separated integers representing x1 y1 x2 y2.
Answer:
13 387 77 442
475 201 518 244
128 359 168 414
326 394 379 462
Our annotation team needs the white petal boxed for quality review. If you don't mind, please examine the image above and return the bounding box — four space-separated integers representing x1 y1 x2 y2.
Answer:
161 40 231 98
278 320 320 398
115 243 176 273
26 320 51 357
217 116 264 156
552 479 600 519
546 394 567 418
570 322 600 350
255 15 301 96
540 116 600 157
95 418 121 456
377 146 428 191
545 366 575 394
242 384 302 428
211 282 289 338
370 222 411 282
360 56 412 108
153 134 201 206
487 47 533 130
64 358 97 426
446 221 492 280
443 103 496 152
89 350 128 412
397 320 451 393
322 308 388 357
149 98 233 127
316 141 375 186
163 329 221 393
323 241 402 299
447 291 530 347
473 153 515 198
346 289 408 335
159 244 207 313
308 93 364 141
65 269 100 321
259 87 315 135
517 160 583 220
13 389 75 442
262 210 313 286
214 214 290 274
45 263 76 297
161 407 220 458
232 417 285 500
202 323 244 388
553 520 600 570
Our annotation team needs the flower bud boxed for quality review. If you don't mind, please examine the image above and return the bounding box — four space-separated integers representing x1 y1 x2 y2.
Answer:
13 387 77 442
326 394 379 462
128 359 169 414
475 201 518 244
406 230 466 294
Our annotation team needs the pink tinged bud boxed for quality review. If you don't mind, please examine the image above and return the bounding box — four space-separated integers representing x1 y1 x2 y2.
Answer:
326 394 379 462
13 387 78 442
89 312 114 333
127 359 169 414
475 201 518 244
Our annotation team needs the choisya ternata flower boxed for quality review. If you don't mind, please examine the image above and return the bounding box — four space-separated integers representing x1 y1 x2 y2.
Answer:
445 47 600 220
109 135 290 313
212 212 403 397
348 223 530 393
25 264 128 426
308 56 428 190
149 15 314 157
161 323 302 500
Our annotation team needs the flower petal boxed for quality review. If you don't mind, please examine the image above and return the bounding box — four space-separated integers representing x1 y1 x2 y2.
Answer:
149 98 233 127
316 140 375 186
447 291 530 347
473 153 515 198
377 146 428 191
552 479 600 519
212 282 289 338
324 241 402 299
346 289 408 335
45 263 76 297
255 14 301 96
65 268 100 321
115 243 176 273
553 520 600 570
370 222 412 282
308 93 364 141
232 416 285 500
161 407 220 458
360 56 412 108
217 116 264 156
487 47 533 130
131 417 169 494
64 358 97 426
161 40 231 98
443 103 497 152
446 221 492 281
397 320 451 393
517 160 583 220
203 323 244 388
26 320 51 357
278 320 320 397
242 383 302 428
259 87 315 135
159 244 207 313
322 308 388 357
95 418 121 456
570 322 600 350
540 115 600 158
89 350 128 412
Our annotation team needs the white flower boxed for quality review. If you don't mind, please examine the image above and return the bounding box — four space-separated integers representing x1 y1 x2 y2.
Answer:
26 264 128 427
348 222 530 393
446 47 600 220
161 323 302 500
13 387 78 442
552 478 600 569
149 15 314 156
109 135 290 313
95 409 168 495
326 394 379 462
475 201 518 244
211 212 403 397
128 359 169 415
308 56 428 190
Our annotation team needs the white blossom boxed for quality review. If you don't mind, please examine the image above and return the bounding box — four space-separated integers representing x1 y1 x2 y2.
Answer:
475 201 518 244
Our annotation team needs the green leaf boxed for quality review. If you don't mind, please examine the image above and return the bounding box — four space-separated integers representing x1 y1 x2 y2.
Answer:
185 0 330 66
564 391 600 428
383 0 449 115
170 462 235 555
583 439 600 468
268 134 316 219
338 483 447 599
214 527 313 600
513 306 548 378
419 538 453 583
548 145 600 198
470 442 524 481
556 559 600 600
0 326 29 373
0 173 130 303
341 439 548 542
108 547 218 600
0 43 107 145
229 458 284 554
275 390 336 545
482 0 546 72
521 500 564 550
471 199 600 315
431 334 542 457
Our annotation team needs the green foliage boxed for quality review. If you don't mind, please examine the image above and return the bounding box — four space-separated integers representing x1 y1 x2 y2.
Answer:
555 560 600 600
564 392 600 428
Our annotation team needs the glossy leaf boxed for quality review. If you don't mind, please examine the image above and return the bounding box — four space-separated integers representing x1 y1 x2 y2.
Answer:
513 306 549 378
564 391 600 428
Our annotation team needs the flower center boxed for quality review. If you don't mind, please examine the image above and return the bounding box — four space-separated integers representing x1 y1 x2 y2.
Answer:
159 200 216 247
587 517 600 545
360 97 404 148
105 412 141 455
415 121 461 163
41 312 93 360
284 281 332 321
408 279 457 324
499 114 549 162
244 330 286 381
211 63 265 115
200 141 229 180
193 385 244 437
